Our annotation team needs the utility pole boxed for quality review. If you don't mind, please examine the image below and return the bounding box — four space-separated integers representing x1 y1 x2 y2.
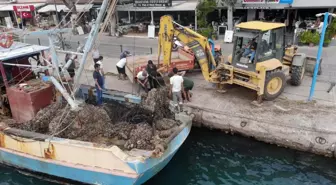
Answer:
308 12 336 101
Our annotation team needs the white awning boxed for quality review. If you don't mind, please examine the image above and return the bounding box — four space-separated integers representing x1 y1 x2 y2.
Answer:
0 3 45 11
37 4 93 13
292 0 336 8
0 42 49 61
117 1 198 12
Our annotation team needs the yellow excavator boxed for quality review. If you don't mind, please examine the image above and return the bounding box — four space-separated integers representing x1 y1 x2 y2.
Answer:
158 15 321 101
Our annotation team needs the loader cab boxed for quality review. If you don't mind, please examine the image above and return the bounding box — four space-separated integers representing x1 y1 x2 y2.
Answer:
232 25 285 72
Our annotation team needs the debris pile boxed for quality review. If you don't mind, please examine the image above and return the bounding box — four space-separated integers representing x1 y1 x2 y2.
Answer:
10 88 182 152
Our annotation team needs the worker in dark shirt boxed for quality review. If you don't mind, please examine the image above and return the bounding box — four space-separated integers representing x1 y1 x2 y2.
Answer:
146 60 158 89
182 77 194 102
243 38 257 63
93 64 104 105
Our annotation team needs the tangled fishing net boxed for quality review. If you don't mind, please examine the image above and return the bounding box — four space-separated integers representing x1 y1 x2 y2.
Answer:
11 87 182 152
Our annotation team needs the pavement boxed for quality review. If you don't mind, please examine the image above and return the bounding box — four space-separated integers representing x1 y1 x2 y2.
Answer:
21 32 336 105
79 53 336 106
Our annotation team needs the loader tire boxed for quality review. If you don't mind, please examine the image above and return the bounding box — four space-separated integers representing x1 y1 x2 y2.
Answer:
264 70 286 101
290 65 305 86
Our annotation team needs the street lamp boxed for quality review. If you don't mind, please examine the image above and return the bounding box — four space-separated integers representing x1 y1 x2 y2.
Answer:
308 12 336 101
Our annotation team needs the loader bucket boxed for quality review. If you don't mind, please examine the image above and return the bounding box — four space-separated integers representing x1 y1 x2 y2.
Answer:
305 56 322 76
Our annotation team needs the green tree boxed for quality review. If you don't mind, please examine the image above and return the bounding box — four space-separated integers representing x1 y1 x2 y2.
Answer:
196 0 216 37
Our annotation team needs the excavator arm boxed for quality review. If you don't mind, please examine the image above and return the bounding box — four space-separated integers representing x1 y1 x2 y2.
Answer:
158 15 217 82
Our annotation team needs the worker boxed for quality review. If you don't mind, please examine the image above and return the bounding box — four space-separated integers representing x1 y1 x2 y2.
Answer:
93 63 104 105
243 38 257 63
182 77 194 102
116 57 127 80
92 46 101 63
96 60 106 90
146 60 158 89
169 67 184 107
137 69 150 94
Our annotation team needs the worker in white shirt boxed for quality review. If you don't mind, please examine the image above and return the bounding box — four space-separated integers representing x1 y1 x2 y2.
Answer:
116 57 127 80
169 67 184 107
137 69 150 94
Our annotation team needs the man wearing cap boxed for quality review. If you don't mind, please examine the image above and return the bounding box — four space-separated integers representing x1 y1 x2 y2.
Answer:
93 63 104 105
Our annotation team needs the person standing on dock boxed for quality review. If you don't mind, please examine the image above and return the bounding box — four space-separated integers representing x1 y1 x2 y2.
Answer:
116 57 127 80
169 67 184 107
93 63 104 105
96 59 106 90
137 69 150 94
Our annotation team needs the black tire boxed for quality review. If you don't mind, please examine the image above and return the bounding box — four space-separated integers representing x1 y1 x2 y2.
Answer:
264 70 286 101
290 65 305 86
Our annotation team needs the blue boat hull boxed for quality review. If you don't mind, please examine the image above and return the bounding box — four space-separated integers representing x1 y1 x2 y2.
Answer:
0 85 192 184
0 121 191 185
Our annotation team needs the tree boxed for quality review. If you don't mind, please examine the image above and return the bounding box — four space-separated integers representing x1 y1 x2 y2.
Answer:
196 0 216 37
218 0 237 31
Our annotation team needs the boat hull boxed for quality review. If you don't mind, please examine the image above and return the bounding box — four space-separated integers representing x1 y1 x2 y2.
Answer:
0 116 192 185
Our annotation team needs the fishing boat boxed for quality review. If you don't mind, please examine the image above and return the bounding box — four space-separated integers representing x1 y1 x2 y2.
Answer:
0 93 192 185
0 0 193 183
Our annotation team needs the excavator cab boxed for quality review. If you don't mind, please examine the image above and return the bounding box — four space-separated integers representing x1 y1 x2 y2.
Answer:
231 26 285 72
217 21 321 101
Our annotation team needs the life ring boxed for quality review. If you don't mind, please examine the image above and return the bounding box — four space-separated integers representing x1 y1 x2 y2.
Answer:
0 33 13 48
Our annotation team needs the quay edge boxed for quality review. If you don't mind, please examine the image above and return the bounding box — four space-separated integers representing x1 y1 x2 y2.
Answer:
184 104 336 158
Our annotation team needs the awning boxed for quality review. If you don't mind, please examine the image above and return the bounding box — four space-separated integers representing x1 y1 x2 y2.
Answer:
0 42 49 61
117 1 198 12
291 0 336 8
0 3 45 12
37 4 93 13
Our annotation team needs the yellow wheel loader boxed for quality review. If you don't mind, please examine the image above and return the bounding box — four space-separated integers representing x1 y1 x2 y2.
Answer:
213 21 322 101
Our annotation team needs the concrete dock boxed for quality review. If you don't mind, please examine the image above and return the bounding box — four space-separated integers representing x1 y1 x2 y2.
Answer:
78 50 336 157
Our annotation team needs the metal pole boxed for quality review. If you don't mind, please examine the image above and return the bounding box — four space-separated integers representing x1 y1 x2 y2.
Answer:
0 61 9 88
53 0 59 24
128 11 131 23
194 10 197 30
53 0 65 50
72 0 109 93
308 12 329 101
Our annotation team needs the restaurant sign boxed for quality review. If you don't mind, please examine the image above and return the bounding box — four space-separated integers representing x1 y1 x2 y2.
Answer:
133 0 172 7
